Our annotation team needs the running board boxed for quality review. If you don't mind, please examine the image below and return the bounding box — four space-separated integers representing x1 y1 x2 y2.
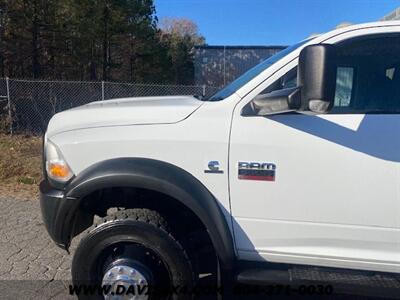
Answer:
237 266 400 298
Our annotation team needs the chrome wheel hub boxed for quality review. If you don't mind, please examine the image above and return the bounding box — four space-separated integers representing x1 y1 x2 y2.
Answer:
102 264 149 300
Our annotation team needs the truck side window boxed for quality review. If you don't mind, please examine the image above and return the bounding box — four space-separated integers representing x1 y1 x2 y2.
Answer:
257 35 400 114
333 35 400 114
334 67 354 108
261 68 298 95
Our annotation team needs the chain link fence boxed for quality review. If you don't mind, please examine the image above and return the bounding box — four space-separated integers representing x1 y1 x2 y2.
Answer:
0 78 219 135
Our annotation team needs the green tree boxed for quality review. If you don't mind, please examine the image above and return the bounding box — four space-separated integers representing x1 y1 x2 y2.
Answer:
0 1 204 84
160 17 205 84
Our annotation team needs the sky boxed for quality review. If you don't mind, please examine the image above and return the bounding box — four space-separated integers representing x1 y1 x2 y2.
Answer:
154 0 400 46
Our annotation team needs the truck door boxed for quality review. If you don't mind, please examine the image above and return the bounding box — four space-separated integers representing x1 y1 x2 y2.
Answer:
229 34 400 273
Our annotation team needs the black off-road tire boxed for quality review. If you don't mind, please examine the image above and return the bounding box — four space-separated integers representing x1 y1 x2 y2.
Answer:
72 208 195 299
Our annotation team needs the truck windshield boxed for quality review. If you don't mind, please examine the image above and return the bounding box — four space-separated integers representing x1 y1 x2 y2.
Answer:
207 39 312 101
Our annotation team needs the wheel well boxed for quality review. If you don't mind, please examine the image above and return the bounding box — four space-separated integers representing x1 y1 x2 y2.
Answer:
77 186 218 276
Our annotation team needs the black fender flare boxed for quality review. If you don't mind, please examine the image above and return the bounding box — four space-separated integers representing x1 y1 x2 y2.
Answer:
66 158 236 270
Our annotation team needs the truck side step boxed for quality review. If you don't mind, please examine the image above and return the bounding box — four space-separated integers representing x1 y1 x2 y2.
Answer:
237 266 400 298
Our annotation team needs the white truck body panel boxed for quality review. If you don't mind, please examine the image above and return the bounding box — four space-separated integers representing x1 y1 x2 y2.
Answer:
46 96 202 137
50 97 239 232
230 113 400 273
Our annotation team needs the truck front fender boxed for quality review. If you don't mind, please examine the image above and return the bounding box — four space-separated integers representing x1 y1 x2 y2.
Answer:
64 158 235 270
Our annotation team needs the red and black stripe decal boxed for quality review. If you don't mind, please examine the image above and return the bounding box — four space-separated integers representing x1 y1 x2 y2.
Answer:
238 169 275 181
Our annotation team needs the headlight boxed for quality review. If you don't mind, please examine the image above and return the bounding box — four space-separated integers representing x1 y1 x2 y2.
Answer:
45 141 73 183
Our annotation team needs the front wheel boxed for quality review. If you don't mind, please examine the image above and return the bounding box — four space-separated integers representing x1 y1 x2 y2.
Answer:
72 208 195 300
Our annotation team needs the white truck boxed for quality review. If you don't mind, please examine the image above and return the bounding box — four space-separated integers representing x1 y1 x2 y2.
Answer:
40 21 400 299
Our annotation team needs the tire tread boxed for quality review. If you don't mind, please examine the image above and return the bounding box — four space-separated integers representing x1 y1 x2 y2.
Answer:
90 208 195 282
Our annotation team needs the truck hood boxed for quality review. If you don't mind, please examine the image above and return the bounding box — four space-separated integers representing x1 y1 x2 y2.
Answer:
46 96 202 137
